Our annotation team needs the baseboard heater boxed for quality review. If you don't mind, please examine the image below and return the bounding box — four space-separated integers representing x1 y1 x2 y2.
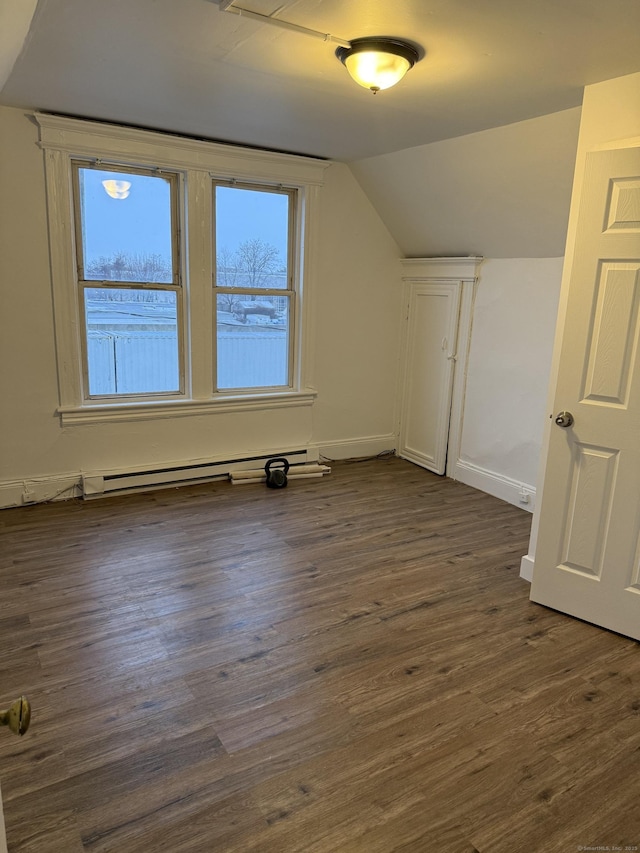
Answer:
81 449 310 498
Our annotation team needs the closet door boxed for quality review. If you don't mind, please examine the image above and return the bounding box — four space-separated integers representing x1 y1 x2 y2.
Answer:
399 282 461 474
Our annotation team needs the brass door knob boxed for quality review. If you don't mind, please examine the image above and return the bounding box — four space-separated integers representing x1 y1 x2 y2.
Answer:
555 411 574 428
0 695 31 736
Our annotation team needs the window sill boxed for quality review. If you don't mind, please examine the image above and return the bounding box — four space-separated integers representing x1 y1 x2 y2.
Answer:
57 390 317 425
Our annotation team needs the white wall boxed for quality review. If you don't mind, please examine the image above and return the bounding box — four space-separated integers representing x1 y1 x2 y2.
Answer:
311 162 403 459
454 258 563 510
522 70 640 579
0 106 402 505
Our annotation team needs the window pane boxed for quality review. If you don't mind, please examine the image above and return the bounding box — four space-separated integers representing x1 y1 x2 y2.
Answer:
215 186 289 289
85 288 179 395
78 168 174 283
217 294 289 389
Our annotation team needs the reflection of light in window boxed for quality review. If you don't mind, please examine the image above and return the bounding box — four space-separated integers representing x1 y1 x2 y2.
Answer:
102 179 131 199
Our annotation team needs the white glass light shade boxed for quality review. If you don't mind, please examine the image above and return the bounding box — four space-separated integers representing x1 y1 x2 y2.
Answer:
336 38 419 93
102 179 131 199
344 51 412 92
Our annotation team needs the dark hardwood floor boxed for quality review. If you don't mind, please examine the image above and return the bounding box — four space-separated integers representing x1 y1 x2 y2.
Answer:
1 456 639 852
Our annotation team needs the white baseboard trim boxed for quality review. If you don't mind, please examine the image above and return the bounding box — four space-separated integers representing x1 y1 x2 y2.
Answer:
452 459 536 513
0 476 82 508
520 554 534 583
0 482 26 508
312 435 397 462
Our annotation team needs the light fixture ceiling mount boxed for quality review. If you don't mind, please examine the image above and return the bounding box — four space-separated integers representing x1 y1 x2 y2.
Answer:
218 3 421 94
335 37 420 94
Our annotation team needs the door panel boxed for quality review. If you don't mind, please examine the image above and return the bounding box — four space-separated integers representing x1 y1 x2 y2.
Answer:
583 263 640 406
399 283 460 475
559 442 618 579
531 146 640 640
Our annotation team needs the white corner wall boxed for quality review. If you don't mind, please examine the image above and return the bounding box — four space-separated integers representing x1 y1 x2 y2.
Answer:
453 258 563 511
311 162 403 460
0 107 403 506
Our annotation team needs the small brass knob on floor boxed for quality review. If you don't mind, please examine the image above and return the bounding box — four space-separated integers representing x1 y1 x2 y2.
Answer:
0 696 31 736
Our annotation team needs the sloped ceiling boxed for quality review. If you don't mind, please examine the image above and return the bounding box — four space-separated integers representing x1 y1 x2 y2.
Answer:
2 0 640 161
350 107 582 258
0 0 38 90
1 0 638 256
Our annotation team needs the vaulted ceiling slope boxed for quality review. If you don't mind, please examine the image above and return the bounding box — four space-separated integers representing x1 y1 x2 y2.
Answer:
2 0 640 161
350 107 582 259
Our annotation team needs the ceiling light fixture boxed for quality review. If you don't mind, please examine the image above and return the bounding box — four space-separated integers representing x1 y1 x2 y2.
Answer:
219 3 421 94
335 38 420 94
102 179 131 200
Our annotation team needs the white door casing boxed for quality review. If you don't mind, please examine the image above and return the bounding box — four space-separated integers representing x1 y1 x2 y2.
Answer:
531 145 640 640
398 258 482 478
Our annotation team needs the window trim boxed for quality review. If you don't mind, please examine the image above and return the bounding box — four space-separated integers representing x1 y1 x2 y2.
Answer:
36 112 327 424
57 390 318 425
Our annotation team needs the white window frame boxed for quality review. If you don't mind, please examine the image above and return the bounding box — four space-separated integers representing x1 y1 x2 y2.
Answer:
212 179 298 393
73 160 184 399
37 113 327 425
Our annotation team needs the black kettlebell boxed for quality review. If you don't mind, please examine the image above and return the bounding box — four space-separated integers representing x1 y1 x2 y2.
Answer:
265 457 289 489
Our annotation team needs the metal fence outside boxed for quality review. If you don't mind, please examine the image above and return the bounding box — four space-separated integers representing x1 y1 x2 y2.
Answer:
87 329 288 394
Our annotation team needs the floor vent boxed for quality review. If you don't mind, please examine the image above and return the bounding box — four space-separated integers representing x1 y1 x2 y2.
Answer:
81 449 310 498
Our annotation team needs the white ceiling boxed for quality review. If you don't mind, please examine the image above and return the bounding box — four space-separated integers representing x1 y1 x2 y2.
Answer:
2 0 640 161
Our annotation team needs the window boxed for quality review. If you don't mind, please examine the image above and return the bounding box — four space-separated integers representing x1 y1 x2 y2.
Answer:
73 163 182 397
214 183 295 391
37 113 326 423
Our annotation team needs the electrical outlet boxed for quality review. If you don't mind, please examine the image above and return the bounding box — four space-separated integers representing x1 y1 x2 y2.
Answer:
22 489 35 505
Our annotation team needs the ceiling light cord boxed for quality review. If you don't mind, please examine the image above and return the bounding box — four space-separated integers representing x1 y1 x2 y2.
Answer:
220 3 350 48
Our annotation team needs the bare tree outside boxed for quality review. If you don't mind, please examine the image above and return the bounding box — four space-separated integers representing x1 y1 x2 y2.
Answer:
235 238 281 287
216 239 284 314
218 293 244 312
216 246 239 288
86 253 172 295
87 239 282 305
216 246 243 312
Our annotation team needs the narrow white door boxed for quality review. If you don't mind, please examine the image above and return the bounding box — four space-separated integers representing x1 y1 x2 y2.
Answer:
531 145 640 640
399 282 461 475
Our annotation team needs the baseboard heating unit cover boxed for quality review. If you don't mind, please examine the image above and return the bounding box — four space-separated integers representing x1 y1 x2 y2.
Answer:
81 449 311 498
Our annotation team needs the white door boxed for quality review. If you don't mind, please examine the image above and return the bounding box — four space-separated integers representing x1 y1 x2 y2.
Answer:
531 145 640 640
399 282 461 475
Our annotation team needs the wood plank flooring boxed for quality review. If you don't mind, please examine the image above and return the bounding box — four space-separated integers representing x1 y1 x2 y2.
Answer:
1 456 640 852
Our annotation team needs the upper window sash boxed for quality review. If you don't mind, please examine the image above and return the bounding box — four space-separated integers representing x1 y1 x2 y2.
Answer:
212 180 297 293
71 161 181 287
